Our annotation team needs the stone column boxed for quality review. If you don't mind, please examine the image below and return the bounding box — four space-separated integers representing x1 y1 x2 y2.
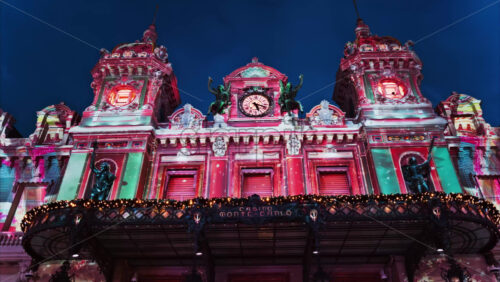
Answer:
209 136 228 198
286 135 305 195
209 158 228 198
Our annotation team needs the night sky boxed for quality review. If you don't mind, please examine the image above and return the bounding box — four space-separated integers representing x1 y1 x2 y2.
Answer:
1 0 499 136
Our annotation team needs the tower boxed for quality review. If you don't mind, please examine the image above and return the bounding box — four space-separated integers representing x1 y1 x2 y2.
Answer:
218 57 299 126
333 19 461 195
82 24 180 126
57 24 180 200
334 19 430 119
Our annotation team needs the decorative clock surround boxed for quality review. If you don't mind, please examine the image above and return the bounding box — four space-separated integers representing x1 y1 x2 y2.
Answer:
221 57 288 126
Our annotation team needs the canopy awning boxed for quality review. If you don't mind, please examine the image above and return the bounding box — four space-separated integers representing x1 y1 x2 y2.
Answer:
21 193 500 277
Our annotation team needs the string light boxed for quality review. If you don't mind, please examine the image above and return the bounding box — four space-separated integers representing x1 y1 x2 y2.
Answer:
20 192 500 233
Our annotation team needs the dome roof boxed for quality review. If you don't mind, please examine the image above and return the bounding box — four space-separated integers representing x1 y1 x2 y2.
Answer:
344 19 405 56
224 57 287 83
103 24 168 62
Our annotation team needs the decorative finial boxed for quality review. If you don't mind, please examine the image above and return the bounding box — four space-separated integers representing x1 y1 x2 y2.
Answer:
354 18 370 38
142 24 158 44
352 0 370 38
251 57 259 64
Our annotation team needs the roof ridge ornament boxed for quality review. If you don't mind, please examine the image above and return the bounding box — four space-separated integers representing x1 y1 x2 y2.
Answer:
142 24 158 44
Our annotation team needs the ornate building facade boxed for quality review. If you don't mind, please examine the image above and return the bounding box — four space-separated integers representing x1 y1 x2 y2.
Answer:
0 20 499 282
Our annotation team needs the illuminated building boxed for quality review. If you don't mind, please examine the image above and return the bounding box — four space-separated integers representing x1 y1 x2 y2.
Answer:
1 20 499 282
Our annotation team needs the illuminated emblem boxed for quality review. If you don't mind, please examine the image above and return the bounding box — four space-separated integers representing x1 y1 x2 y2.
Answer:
107 85 137 107
194 212 202 224
239 93 272 117
74 214 82 225
433 206 442 219
309 209 318 222
377 78 407 100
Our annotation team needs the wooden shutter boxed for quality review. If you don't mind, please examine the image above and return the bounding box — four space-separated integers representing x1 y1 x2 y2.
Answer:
242 173 273 197
165 174 196 201
318 171 350 195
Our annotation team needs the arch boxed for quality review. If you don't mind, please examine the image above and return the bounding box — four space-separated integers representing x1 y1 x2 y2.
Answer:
224 58 287 82
306 101 346 127
399 151 435 193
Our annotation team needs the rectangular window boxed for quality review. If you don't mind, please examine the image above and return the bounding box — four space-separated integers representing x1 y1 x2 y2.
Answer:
317 167 350 195
241 168 273 198
164 170 197 201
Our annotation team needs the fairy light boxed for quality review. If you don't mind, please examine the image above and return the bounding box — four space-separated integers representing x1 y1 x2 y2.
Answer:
20 192 500 233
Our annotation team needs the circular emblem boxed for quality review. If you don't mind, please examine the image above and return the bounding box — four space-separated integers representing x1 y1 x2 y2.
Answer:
238 93 273 117
107 85 137 107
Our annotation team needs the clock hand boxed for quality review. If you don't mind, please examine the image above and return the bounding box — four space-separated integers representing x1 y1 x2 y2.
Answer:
253 102 261 111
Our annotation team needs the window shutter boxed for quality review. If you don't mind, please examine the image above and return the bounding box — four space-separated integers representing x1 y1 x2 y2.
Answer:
242 173 273 198
318 171 350 195
165 175 196 201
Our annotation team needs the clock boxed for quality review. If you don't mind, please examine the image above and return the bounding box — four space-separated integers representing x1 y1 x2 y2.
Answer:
107 85 137 107
238 93 273 117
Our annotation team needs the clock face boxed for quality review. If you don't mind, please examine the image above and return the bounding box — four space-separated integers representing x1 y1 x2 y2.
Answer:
239 93 272 117
107 85 137 107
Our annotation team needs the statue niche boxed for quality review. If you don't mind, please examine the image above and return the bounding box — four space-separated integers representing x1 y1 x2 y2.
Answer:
401 138 436 194
88 142 116 201
401 154 435 194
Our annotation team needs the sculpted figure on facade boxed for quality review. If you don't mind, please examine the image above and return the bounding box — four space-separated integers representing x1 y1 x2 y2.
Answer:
89 142 116 201
402 138 435 193
169 104 204 130
316 100 335 125
180 104 195 128
213 113 227 129
208 77 231 115
286 135 301 155
177 147 191 157
279 74 304 116
212 136 227 157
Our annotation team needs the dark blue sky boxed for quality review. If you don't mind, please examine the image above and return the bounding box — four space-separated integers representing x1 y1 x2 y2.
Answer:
1 0 499 136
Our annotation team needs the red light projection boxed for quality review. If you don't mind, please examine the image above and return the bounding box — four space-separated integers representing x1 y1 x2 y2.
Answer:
107 85 137 107
377 79 407 100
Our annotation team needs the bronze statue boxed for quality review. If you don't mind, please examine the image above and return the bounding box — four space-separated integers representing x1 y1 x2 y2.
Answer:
279 74 304 116
402 138 435 193
207 77 231 115
89 142 115 201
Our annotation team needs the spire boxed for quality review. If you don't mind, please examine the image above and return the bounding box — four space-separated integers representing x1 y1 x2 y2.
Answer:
352 0 370 39
142 5 160 44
